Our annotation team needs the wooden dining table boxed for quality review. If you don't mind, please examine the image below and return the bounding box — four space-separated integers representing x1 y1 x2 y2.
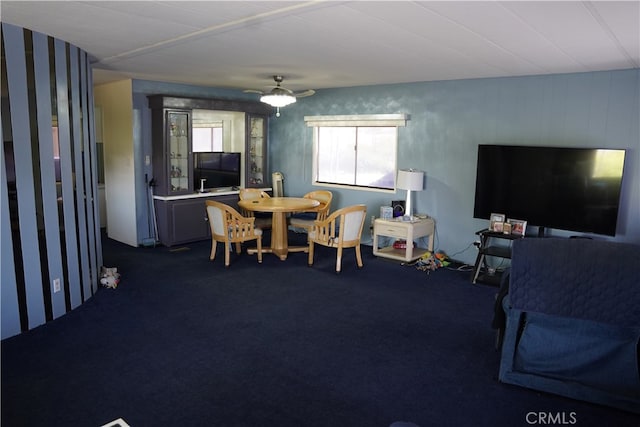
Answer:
238 196 320 260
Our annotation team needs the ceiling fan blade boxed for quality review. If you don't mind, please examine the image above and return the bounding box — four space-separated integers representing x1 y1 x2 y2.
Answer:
294 89 316 98
246 76 315 102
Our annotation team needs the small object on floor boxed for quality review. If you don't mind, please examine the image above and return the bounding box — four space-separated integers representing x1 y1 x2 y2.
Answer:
100 266 121 289
390 422 420 427
101 418 131 427
414 250 450 273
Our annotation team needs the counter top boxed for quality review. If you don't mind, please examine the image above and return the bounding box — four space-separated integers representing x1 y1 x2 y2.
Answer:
153 187 271 201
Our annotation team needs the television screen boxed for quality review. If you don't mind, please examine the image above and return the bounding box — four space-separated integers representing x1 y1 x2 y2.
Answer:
220 152 241 172
195 152 221 170
193 152 241 189
473 145 626 236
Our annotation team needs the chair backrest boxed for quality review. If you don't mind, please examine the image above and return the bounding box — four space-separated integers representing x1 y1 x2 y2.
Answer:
312 204 366 247
239 188 271 201
272 172 285 197
238 189 270 217
206 200 230 238
337 204 366 243
205 200 261 246
304 190 333 220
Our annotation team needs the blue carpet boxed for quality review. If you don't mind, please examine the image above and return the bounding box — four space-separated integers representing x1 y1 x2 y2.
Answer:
1 232 637 426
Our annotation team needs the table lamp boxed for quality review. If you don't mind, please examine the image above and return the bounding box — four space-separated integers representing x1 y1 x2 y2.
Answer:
396 169 424 219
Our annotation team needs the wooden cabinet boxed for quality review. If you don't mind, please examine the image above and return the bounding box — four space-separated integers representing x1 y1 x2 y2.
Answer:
154 194 239 247
148 95 271 246
149 95 271 192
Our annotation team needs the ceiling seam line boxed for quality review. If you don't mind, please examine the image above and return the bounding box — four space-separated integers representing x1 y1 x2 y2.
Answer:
97 0 325 65
582 1 639 68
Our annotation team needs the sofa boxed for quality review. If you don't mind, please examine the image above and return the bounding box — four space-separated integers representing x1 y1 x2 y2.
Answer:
497 237 640 413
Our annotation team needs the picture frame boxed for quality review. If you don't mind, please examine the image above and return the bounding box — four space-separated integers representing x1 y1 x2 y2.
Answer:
392 200 405 218
490 213 506 232
508 218 527 236
502 222 512 234
493 221 504 233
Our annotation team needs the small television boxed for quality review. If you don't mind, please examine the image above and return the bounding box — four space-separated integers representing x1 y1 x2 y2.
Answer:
193 152 241 190
473 145 626 236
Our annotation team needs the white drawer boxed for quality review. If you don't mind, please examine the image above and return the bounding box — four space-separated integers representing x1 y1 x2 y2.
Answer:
375 224 408 239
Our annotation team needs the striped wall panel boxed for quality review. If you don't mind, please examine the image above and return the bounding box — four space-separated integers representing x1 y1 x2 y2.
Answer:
1 23 102 339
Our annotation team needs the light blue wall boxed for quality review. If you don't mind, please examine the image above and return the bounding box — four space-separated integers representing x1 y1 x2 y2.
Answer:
128 71 638 264
270 70 640 264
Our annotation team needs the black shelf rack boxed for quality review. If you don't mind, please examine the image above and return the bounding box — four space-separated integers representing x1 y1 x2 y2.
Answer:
471 229 523 285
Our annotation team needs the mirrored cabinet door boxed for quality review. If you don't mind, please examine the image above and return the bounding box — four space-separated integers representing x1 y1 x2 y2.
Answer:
167 111 191 194
247 114 268 187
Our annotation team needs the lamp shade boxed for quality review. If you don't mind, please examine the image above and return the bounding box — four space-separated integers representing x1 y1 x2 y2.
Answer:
397 169 424 191
260 93 296 108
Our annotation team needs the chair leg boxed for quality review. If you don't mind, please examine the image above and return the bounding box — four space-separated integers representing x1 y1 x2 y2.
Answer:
336 247 343 272
355 245 363 268
210 240 217 261
257 237 263 263
235 242 242 254
308 241 315 266
224 242 231 267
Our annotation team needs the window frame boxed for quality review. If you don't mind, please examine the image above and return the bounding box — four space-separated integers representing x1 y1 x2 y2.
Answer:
305 114 409 193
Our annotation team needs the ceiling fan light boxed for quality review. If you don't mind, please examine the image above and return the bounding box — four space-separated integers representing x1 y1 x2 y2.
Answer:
260 93 296 108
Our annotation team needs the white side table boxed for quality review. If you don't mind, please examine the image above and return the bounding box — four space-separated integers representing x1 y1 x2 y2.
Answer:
373 217 435 262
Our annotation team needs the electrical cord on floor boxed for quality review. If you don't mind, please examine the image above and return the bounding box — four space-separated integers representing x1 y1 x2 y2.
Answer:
446 241 475 260
447 264 474 272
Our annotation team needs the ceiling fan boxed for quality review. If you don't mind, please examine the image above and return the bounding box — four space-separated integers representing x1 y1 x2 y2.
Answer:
244 75 315 117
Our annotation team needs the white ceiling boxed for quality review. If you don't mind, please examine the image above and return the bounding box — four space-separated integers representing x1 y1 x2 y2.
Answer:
2 1 639 93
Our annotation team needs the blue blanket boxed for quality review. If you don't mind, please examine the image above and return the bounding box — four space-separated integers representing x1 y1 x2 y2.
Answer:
499 238 640 413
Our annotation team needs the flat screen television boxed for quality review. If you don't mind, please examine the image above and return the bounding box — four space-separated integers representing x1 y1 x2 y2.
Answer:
473 145 626 236
193 152 241 190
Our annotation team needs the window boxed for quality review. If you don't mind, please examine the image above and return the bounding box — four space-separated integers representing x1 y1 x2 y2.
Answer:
305 114 409 191
193 126 223 152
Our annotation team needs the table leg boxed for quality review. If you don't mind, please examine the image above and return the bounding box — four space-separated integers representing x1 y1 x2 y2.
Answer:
246 211 310 261
271 212 288 260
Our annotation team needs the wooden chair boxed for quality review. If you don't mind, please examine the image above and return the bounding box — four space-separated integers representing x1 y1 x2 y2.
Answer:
205 200 263 267
288 190 333 235
308 204 367 273
238 188 272 230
